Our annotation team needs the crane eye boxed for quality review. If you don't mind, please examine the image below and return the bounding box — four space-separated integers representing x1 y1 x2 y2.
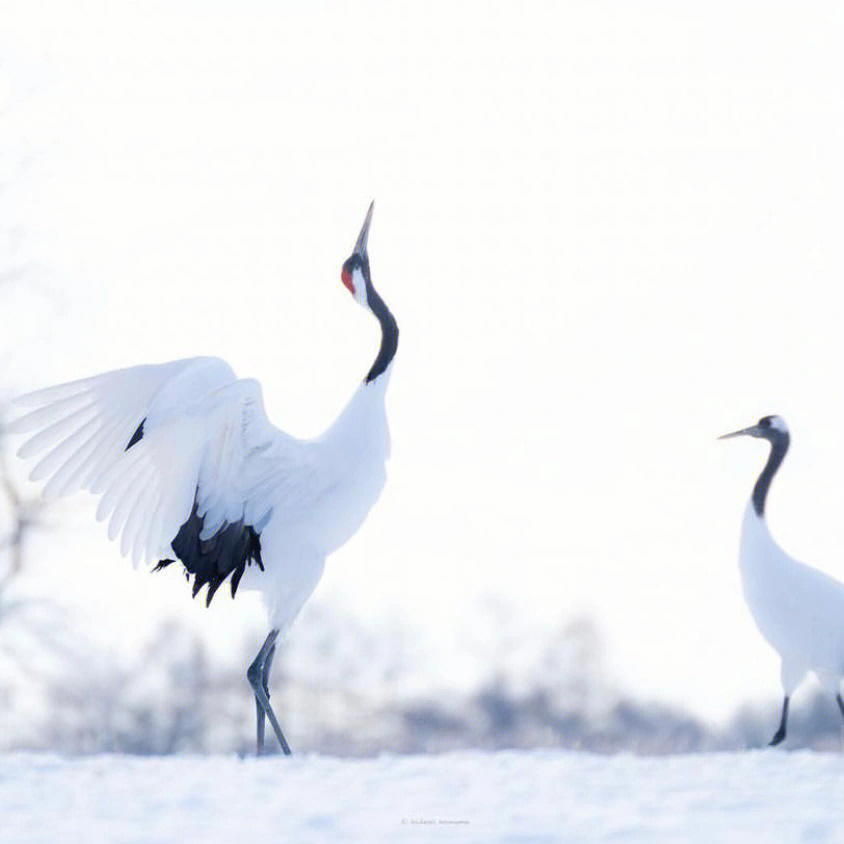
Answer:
341 269 355 295
759 417 772 427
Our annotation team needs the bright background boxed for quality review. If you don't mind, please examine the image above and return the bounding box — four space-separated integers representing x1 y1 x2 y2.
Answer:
1 1 843 726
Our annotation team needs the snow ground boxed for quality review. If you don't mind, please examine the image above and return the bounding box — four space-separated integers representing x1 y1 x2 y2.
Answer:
2 750 844 843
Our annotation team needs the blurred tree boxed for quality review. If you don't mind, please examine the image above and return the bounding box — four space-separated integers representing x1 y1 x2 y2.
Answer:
0 69 65 738
0 420 45 607
0 148 47 619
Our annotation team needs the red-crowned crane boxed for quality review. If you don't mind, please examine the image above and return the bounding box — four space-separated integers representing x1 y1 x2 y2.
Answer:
10 202 397 755
721 415 844 745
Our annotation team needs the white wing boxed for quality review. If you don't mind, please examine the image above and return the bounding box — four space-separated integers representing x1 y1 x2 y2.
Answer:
10 358 284 575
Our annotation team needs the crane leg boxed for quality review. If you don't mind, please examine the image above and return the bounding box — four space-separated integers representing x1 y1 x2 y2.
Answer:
250 634 273 755
836 693 844 722
247 629 291 757
254 643 276 753
254 696 265 754
769 696 789 746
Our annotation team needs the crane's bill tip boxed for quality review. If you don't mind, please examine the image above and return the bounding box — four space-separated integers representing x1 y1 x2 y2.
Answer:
353 201 375 257
718 427 752 440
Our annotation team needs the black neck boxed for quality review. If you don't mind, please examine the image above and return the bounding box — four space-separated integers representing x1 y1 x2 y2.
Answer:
365 285 398 384
753 432 789 517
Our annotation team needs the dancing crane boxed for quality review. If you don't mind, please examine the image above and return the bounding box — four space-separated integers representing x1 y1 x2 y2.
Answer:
721 415 844 745
10 202 398 755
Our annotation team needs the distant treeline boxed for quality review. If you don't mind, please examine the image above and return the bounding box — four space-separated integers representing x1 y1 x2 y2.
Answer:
2 606 842 756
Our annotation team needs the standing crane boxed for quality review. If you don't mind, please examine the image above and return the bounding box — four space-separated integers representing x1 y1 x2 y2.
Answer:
721 415 844 745
10 202 397 756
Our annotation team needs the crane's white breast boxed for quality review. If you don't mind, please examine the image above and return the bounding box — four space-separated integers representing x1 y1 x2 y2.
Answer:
740 503 844 675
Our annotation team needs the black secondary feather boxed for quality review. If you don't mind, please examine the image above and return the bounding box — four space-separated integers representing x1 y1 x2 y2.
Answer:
155 495 263 606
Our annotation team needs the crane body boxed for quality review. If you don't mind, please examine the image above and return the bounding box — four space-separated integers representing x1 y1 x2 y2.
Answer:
11 202 396 755
740 502 844 683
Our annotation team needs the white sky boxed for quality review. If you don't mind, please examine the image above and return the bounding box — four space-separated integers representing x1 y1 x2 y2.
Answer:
2 1 843 723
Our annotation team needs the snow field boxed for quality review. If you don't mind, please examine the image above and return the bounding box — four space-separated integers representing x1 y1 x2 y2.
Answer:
2 749 844 843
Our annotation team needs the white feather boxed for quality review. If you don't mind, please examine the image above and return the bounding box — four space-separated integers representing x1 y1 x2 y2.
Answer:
740 504 844 687
13 352 394 631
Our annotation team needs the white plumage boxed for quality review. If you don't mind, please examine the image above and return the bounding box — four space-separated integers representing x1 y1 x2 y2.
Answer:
722 414 844 745
10 202 397 755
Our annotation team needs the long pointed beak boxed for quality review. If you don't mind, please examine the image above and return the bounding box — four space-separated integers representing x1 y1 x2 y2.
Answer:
718 426 756 440
353 200 374 258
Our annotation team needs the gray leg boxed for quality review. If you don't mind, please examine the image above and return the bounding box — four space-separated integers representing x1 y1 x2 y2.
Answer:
769 696 789 746
247 630 291 756
263 643 276 697
250 635 273 755
254 643 277 754
255 696 266 754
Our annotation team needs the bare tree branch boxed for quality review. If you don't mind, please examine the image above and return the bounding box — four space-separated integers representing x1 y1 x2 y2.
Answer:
0 413 47 602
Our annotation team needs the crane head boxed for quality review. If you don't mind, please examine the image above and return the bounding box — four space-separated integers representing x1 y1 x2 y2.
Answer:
719 415 789 442
341 201 375 309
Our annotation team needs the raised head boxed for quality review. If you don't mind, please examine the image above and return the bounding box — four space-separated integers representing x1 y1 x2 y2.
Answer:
341 200 375 309
339 201 398 383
